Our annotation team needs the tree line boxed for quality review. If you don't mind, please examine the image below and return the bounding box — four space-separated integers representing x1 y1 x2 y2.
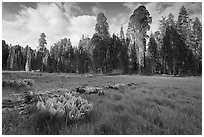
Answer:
2 5 202 75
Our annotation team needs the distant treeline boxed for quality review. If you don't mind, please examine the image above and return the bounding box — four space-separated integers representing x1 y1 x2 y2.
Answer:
2 5 202 75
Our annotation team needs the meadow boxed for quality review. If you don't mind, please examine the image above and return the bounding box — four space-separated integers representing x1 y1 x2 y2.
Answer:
2 71 202 135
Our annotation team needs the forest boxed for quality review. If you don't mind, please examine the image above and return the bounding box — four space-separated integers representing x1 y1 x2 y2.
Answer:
2 5 202 75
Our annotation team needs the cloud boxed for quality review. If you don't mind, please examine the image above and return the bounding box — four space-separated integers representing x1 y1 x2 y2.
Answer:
123 2 149 12
61 2 83 16
109 13 129 36
67 15 96 45
2 2 96 49
91 6 106 16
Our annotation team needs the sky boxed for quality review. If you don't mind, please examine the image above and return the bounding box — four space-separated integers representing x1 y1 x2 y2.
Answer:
2 2 202 49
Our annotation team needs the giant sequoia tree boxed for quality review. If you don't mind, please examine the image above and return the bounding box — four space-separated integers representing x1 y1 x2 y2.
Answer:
127 5 152 74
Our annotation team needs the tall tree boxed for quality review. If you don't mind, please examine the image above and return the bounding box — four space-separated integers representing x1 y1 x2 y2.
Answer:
107 33 121 72
160 13 177 74
177 6 189 42
91 12 111 74
148 33 158 74
2 40 9 70
37 33 47 71
162 23 186 75
176 6 192 73
119 38 129 74
126 5 152 74
25 46 32 71
77 35 91 73
191 17 202 74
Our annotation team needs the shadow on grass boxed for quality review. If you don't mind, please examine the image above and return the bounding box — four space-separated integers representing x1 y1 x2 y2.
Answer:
25 109 100 135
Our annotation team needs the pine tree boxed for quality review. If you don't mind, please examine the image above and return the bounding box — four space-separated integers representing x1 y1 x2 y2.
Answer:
37 33 47 71
2 40 9 70
148 33 158 74
77 35 91 73
191 17 202 74
177 6 189 42
91 12 111 74
176 6 193 73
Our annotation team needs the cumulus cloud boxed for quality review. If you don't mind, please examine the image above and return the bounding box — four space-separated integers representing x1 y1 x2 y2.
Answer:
2 2 96 49
67 15 96 44
91 6 106 16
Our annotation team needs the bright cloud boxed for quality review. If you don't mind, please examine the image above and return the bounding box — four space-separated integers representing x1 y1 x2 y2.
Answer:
67 15 96 44
2 3 96 49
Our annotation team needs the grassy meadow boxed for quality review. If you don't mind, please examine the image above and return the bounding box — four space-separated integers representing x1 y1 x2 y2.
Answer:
2 71 202 135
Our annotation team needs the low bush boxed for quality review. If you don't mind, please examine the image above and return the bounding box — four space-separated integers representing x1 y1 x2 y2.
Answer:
2 79 34 88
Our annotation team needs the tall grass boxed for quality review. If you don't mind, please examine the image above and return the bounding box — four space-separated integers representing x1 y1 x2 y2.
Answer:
2 72 202 135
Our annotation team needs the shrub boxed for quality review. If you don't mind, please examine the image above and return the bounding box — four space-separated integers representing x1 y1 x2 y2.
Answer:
36 91 93 121
2 79 34 88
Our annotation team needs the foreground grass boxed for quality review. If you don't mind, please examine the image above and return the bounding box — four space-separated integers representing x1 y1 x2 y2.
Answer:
2 72 202 135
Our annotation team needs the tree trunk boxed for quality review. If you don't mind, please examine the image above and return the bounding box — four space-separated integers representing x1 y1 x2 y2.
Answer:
163 60 166 74
173 57 176 75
